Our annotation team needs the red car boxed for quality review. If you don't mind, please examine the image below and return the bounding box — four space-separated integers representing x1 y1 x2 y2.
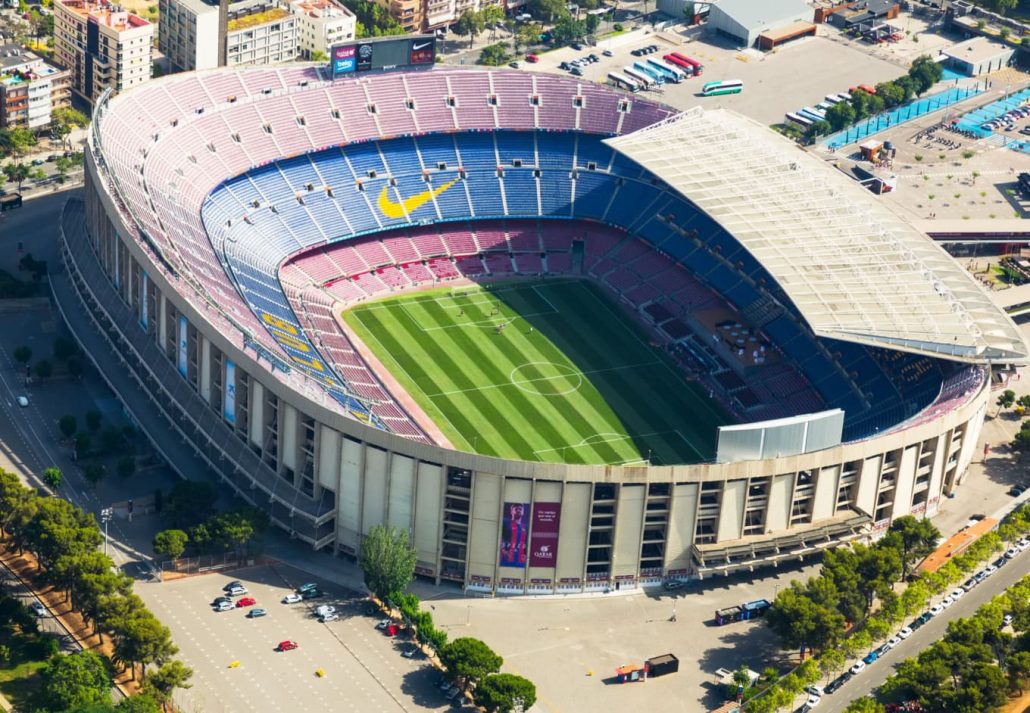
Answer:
236 597 257 608
526 53 539 63
277 640 298 652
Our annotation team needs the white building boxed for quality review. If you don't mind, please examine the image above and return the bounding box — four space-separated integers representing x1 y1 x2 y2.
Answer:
54 0 153 104
158 0 220 72
225 0 300 66
289 0 355 60
0 44 72 130
706 0 811 48
940 37 1014 77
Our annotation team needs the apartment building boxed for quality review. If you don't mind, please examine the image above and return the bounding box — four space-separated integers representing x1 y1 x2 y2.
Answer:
54 0 153 105
226 0 300 65
289 0 355 59
372 0 422 33
424 0 500 33
158 0 220 71
0 44 71 129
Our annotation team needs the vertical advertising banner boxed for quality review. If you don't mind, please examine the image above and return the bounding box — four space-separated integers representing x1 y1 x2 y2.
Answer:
140 272 148 329
332 45 355 75
177 315 188 378
499 502 529 569
224 359 236 424
529 503 562 568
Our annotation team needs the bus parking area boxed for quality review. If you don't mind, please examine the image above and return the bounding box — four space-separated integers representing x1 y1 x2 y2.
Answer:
526 28 902 125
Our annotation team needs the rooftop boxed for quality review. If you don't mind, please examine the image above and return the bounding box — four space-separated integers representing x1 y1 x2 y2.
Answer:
607 108 1030 364
0 44 37 71
289 0 353 18
58 0 151 29
942 36 1013 64
711 0 810 28
227 4 291 30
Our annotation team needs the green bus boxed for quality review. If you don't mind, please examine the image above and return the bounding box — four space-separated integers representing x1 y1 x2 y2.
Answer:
701 79 743 96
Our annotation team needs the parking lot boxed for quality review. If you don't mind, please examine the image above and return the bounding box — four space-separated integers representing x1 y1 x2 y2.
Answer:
528 30 903 125
137 565 449 713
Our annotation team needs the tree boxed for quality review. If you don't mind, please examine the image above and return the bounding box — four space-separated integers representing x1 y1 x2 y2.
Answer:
2 162 30 191
874 81 905 108
83 462 106 485
75 431 92 456
13 345 31 366
475 673 537 713
805 120 832 140
34 359 52 380
440 637 503 689
59 414 77 439
528 0 568 22
153 530 189 561
585 12 600 33
66 355 84 379
43 466 62 489
843 698 884 713
884 515 940 579
53 336 77 361
766 584 845 654
1009 650 1030 695
513 23 538 56
825 101 856 131
998 389 1017 409
1013 422 1030 453
343 0 405 38
86 410 102 432
551 15 587 45
479 42 511 66
40 650 112 711
166 480 217 527
360 524 417 603
310 50 328 63
454 9 486 48
144 659 193 710
117 456 136 479
1016 394 1030 410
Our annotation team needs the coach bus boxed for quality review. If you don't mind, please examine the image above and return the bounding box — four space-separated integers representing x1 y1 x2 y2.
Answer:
632 61 665 84
785 112 813 128
645 57 685 83
666 52 703 76
662 53 693 75
623 66 655 90
715 599 772 626
607 72 640 92
800 105 825 120
700 79 742 96
0 193 22 212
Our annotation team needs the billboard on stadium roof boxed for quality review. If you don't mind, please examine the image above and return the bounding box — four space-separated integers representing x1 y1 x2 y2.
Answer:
716 409 844 463
329 35 436 78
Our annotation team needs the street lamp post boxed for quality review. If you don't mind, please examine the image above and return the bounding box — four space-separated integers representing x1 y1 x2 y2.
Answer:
100 507 113 556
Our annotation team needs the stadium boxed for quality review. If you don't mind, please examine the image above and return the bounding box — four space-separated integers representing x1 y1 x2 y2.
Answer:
56 57 1029 593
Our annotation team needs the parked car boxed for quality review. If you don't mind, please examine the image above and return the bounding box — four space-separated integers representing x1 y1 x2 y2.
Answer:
559 61 570 70
227 585 248 596
850 661 866 675
1018 538 1030 551
916 611 934 625
402 647 418 659
376 619 392 630
282 593 303 604
663 580 685 591
525 53 539 63
863 650 879 665
885 636 901 649
297 582 319 593
897 626 913 640
277 640 299 651
212 596 232 606
16 396 28 407
602 49 613 56
30 158 44 166
825 673 850 693
1006 546 1020 559
805 685 824 698
950 587 965 600
1008 485 1026 497
962 578 976 592
319 612 340 623
316 605 336 617
570 41 583 50
985 564 998 576
216 601 234 612
570 67 583 76
223 580 243 592
994 556 1009 568
301 589 323 600
247 608 267 618
508 61 521 69
236 597 257 608
940 595 954 608
30 601 47 617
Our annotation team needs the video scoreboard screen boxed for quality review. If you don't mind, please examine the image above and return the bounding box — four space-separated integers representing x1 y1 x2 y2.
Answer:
330 35 436 78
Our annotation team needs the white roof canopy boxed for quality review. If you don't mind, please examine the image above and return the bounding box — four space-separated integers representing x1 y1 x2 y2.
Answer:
606 108 1029 364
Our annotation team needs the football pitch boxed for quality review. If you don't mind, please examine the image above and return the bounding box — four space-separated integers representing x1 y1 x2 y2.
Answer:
344 280 729 465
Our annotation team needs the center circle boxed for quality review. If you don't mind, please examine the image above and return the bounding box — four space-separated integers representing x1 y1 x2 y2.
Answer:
510 361 583 397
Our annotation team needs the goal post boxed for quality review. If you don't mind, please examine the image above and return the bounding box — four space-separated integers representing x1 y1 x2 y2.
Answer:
449 284 480 298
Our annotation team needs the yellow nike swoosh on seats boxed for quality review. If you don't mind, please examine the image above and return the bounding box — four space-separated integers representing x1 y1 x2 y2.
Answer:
378 178 459 219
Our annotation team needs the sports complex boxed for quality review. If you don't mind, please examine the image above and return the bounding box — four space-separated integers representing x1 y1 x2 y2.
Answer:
56 49 1030 593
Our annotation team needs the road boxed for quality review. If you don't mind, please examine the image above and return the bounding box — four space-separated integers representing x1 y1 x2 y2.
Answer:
0 560 80 654
822 549 1030 712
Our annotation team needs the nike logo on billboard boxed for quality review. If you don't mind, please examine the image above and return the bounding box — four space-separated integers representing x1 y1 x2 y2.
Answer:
378 178 459 219
412 41 432 50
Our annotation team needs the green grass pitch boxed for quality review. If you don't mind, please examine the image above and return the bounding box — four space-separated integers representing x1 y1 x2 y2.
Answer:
344 280 729 465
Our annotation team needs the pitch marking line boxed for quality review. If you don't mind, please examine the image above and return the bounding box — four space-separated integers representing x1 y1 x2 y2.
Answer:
424 360 662 398
531 430 680 459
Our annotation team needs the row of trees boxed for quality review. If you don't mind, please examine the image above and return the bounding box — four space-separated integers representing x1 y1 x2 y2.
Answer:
152 503 267 561
340 0 406 38
996 389 1030 453
878 571 1030 712
40 649 191 713
748 505 1030 711
0 470 193 706
359 526 536 712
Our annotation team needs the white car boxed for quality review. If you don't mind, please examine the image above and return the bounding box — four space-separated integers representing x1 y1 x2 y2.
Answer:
376 619 392 629
30 601 47 617
1018 538 1030 551
215 600 234 612
16 396 28 408
850 661 866 675
929 603 945 616
316 605 336 617
985 564 998 576
897 626 913 640
805 694 821 707
282 593 302 604
1003 613 1014 627
228 585 248 596
1006 547 1020 559
805 685 824 698
401 647 418 659
319 612 339 622
885 636 901 649
950 588 965 600
941 595 954 608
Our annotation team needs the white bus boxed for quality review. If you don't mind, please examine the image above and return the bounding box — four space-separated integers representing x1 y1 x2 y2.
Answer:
607 72 640 92
623 66 655 89
646 57 686 83
700 79 743 96
785 112 813 127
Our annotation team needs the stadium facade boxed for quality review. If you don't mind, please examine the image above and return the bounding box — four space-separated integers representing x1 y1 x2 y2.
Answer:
58 65 1027 594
